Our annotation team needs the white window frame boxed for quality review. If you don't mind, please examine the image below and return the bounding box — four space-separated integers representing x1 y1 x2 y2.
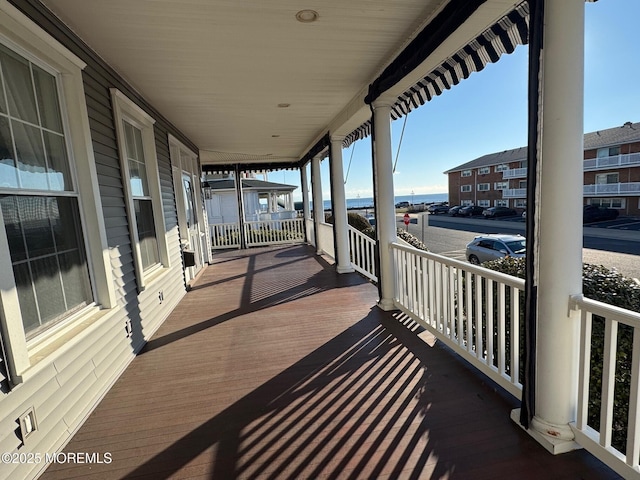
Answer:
461 184 472 192
461 200 473 206
477 200 490 207
589 198 625 209
595 172 619 185
495 199 509 207
477 183 490 191
111 89 170 291
515 199 527 208
494 181 509 190
0 3 115 381
461 170 472 177
495 164 508 173
478 167 490 175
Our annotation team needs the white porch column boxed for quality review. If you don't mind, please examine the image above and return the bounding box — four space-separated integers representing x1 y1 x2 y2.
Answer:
523 0 585 453
301 166 310 217
372 102 397 310
330 136 354 274
311 155 324 255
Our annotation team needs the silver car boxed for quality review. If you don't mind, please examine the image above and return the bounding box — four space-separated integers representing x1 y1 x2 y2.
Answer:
465 234 526 265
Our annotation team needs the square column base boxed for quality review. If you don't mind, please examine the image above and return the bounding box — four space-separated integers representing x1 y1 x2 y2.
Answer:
510 409 581 455
336 265 355 274
377 298 396 311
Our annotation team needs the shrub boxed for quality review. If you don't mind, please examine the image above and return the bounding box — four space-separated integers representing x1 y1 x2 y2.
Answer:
325 212 372 232
483 256 640 453
396 228 428 251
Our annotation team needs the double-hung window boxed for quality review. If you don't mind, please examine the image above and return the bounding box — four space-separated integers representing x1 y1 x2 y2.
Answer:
0 6 115 381
111 89 168 289
0 44 92 337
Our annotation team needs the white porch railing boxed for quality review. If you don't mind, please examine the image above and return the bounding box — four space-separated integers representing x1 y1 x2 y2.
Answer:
570 294 640 479
584 153 640 171
391 242 525 398
502 188 527 199
316 222 335 259
244 218 305 247
210 222 242 249
503 167 528 179
583 182 640 196
348 226 377 282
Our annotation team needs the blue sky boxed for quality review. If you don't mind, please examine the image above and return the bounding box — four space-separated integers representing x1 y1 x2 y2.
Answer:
275 0 639 201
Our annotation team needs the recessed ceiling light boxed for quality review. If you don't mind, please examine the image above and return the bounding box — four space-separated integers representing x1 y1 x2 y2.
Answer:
272 135 280 138
277 103 290 108
295 10 319 23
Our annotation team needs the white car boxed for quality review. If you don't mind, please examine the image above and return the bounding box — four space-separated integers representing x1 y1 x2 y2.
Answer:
465 234 526 265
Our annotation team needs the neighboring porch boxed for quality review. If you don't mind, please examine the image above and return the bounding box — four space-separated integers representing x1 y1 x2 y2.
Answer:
41 245 618 479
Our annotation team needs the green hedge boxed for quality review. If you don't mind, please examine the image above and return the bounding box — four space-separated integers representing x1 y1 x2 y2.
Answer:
483 256 640 452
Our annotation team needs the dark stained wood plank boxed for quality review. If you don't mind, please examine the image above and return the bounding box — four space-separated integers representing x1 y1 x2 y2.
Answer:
41 245 621 480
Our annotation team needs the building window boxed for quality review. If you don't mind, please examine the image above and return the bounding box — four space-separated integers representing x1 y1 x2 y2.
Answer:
0 44 93 338
519 160 528 169
595 172 619 184
519 180 527 189
111 89 169 289
494 181 509 190
461 170 472 177
478 167 490 175
495 164 508 173
515 199 527 208
461 185 472 192
589 198 625 209
461 200 473 206
495 199 509 207
597 146 620 158
477 200 490 207
477 183 490 191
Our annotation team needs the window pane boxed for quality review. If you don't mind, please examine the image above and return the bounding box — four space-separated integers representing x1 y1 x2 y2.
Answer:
51 196 82 252
43 131 71 191
13 262 39 332
0 116 18 188
19 196 55 258
124 122 137 160
0 195 26 261
13 120 47 190
31 255 65 323
0 45 38 124
59 250 91 310
32 65 63 134
134 199 159 270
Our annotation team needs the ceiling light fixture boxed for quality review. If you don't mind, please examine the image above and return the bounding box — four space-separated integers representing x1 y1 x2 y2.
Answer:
277 103 290 108
295 10 319 23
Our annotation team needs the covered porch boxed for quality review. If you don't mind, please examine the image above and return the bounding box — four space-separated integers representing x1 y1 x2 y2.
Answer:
41 245 617 479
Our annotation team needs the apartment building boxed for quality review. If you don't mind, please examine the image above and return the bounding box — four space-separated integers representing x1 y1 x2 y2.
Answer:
445 121 640 216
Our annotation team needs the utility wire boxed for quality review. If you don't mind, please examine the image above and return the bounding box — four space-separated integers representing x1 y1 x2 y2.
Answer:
344 142 356 184
392 114 409 174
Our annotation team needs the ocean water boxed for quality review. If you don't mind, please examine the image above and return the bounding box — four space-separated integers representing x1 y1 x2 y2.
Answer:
322 193 448 210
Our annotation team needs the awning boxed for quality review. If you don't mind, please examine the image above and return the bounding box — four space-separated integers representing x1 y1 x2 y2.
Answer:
344 1 529 148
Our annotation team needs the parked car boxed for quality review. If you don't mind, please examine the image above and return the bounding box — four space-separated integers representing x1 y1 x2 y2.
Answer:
395 201 410 208
428 203 450 214
447 205 462 216
583 204 619 223
365 214 376 226
459 205 485 217
482 206 517 218
466 234 526 265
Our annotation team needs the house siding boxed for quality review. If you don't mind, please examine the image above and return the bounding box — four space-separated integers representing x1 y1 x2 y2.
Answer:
0 2 200 479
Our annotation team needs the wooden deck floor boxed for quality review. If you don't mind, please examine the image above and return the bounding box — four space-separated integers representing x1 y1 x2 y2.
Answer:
42 245 620 480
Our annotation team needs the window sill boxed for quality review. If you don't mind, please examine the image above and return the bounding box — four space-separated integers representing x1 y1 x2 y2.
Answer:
26 304 118 370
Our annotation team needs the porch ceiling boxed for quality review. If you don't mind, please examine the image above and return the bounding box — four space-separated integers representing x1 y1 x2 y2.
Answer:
40 0 517 167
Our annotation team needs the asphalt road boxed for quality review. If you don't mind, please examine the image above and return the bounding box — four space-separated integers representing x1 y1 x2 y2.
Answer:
398 213 640 281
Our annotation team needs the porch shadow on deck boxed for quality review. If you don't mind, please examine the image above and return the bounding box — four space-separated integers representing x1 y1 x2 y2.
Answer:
42 245 619 479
